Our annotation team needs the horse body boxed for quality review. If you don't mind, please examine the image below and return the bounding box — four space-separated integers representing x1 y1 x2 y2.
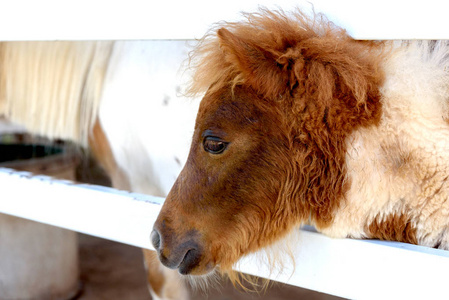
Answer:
324 42 449 247
98 41 197 299
99 40 198 195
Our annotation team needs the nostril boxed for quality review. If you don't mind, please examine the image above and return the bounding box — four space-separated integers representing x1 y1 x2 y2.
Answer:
150 229 161 251
178 247 202 275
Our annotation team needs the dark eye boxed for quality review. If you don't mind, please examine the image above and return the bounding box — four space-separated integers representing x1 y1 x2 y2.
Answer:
203 137 228 154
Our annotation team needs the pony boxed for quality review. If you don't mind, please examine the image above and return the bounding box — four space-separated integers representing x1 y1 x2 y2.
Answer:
0 41 197 300
151 7 449 284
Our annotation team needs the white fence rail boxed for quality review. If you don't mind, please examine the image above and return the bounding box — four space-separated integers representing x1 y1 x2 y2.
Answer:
0 0 449 40
1 168 448 299
0 168 161 250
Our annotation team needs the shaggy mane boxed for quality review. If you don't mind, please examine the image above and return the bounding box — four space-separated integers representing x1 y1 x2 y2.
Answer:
188 7 385 106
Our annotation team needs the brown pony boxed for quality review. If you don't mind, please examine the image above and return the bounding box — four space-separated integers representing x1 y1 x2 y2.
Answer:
152 8 449 281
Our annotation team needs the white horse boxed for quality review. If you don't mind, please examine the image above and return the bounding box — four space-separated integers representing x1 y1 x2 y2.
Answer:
0 40 198 300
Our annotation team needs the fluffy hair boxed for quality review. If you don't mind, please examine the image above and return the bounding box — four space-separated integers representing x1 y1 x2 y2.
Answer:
188 8 385 104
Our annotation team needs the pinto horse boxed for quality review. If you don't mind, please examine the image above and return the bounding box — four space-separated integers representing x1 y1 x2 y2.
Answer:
0 41 196 300
151 8 449 281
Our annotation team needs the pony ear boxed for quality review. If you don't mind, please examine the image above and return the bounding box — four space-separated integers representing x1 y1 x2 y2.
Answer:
217 28 289 97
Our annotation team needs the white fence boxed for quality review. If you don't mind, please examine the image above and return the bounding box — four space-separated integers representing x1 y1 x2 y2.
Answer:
1 168 449 299
1 1 449 299
1 0 449 40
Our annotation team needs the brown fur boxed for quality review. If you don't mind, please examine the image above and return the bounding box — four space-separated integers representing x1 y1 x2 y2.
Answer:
88 119 118 177
154 8 386 278
88 119 131 190
365 212 418 244
143 250 166 297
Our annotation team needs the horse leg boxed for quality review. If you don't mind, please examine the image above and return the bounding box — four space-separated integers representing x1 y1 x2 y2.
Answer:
143 249 190 300
89 119 190 300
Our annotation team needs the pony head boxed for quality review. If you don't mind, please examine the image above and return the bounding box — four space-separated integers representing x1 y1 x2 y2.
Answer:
151 8 384 277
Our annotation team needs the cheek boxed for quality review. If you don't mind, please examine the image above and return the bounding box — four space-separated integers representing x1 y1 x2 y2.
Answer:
180 133 288 227
199 152 283 223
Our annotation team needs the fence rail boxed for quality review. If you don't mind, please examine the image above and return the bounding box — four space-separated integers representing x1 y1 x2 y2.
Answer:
0 0 449 40
1 167 448 299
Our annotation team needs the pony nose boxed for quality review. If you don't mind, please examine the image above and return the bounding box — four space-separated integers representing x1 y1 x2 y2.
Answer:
150 226 203 275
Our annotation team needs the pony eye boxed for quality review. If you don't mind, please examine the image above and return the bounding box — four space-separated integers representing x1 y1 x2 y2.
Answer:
203 137 228 154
